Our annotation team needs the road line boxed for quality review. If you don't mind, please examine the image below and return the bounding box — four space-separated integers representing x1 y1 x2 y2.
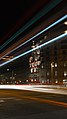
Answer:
0 89 67 108
10 92 67 108
21 96 67 108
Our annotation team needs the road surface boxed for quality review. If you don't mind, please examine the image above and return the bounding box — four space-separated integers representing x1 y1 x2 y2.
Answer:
0 89 67 119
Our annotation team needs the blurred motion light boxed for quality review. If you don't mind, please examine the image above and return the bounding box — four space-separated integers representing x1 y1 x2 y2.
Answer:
0 15 67 59
0 33 67 67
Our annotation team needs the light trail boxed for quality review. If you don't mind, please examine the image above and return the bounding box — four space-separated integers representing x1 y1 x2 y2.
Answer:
11 15 67 50
0 33 67 67
0 15 67 59
1 15 67 56
0 0 62 50
0 85 67 95
23 96 67 108
0 85 67 108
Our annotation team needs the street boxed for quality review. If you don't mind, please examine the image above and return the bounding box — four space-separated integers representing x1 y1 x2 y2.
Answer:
0 89 67 119
0 1 67 119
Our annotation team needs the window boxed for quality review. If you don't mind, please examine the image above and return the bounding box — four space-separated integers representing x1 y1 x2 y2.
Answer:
64 71 67 76
31 68 33 73
55 63 57 67
34 68 36 73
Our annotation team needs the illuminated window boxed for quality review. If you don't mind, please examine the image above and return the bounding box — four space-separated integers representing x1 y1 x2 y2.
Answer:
64 71 67 76
37 61 41 66
29 57 33 62
37 50 40 54
31 68 33 73
31 79 33 82
19 80 21 83
64 21 67 25
7 68 9 71
55 63 57 67
51 63 54 67
35 58 37 61
34 68 36 72
55 79 58 83
40 40 43 43
63 79 67 84
64 30 67 33
41 65 44 68
26 80 28 82
34 79 36 81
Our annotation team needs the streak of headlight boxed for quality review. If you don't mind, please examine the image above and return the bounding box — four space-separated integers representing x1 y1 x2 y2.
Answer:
0 0 62 50
0 85 67 95
13 15 67 48
1 15 67 59
0 85 53 91
0 33 67 67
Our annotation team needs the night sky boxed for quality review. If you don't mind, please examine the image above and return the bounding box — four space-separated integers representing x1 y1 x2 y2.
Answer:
0 0 49 45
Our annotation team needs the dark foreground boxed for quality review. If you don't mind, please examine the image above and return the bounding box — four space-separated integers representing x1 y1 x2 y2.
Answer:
0 89 67 119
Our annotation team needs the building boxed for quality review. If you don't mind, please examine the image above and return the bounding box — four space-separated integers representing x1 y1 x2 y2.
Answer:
28 41 45 84
29 31 67 85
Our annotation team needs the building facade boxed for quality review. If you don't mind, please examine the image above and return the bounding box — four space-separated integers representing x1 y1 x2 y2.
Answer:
29 36 67 85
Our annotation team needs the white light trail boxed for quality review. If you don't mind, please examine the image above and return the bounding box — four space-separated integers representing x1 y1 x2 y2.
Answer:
0 85 67 95
15 15 67 48
0 15 67 59
0 33 67 67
